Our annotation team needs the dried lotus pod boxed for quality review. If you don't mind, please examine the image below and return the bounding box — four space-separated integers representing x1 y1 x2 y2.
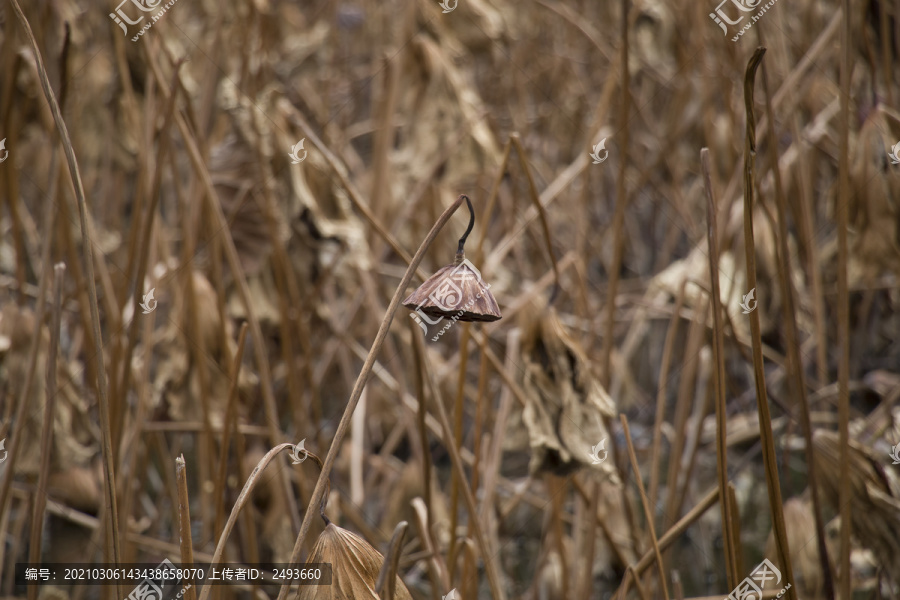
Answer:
403 195 501 324
402 252 501 323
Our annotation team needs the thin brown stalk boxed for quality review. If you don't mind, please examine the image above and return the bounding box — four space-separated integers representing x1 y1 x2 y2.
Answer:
547 476 570 599
370 54 402 224
756 36 834 597
674 360 713 525
198 443 296 600
662 297 708 533
479 328 520 532
769 17 829 387
182 108 299 530
465 349 490 590
410 497 447 598
741 47 796 600
618 565 650 600
175 456 198 600
10 0 122 579
727 483 743 577
248 105 310 497
482 154 587 275
473 138 512 263
375 521 408 600
620 415 669 600
614 486 719 599
470 351 489 495
0 151 59 564
113 57 185 460
277 194 473 600
54 195 100 395
180 166 215 542
119 296 155 565
601 0 632 387
837 0 852 596
143 39 301 534
648 280 686 509
26 263 64 600
459 539 479 600
510 134 562 295
213 323 249 537
880 0 895 108
701 147 738 588
414 330 507 600
571 479 630 569
408 319 434 527
233 423 261 600
576 477 601 600
448 323 471 578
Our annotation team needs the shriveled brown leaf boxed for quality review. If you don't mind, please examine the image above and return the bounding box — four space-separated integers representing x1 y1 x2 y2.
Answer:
297 522 413 600
848 109 900 285
812 429 900 586
517 301 616 476
380 461 450 551
152 271 256 425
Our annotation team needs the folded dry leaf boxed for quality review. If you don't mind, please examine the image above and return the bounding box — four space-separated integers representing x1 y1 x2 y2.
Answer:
518 303 615 476
297 523 413 600
812 429 900 586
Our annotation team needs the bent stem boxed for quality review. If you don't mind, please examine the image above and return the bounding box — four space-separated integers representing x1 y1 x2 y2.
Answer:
741 47 797 600
276 194 473 600
198 442 324 600
456 195 475 256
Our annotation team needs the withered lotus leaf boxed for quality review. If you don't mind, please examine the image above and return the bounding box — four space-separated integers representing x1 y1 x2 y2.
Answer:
812 430 900 585
297 523 413 600
520 304 616 476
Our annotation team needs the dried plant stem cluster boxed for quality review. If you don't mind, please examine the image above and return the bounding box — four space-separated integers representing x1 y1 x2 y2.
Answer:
2 0 900 599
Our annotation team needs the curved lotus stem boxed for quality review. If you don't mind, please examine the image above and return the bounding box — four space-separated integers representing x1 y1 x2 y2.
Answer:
455 195 475 258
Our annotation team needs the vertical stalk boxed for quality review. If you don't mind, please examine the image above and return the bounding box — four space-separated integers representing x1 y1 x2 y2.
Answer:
601 0 632 387
741 47 797 600
837 0 852 597
10 1 122 585
701 147 739 589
